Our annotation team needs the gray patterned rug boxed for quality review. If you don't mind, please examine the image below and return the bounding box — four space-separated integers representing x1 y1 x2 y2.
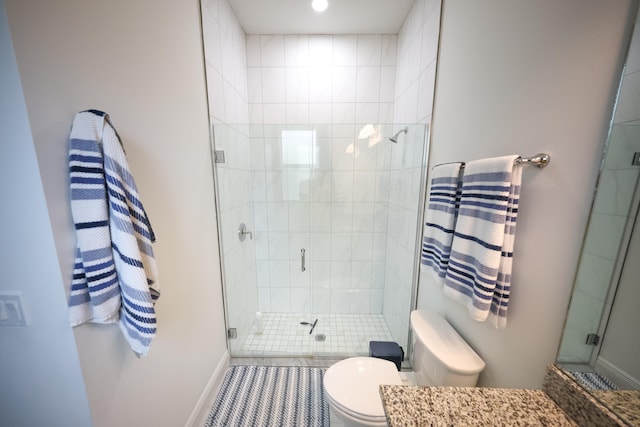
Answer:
205 366 329 427
570 371 619 391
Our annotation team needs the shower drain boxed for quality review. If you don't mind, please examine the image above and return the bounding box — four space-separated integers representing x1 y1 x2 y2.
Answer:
315 333 326 342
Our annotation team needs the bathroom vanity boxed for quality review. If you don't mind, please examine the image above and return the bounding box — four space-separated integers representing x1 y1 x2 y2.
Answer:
379 385 576 426
379 365 640 426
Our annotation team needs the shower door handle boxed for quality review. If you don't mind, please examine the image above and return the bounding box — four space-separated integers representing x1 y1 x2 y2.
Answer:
301 248 306 272
238 223 252 241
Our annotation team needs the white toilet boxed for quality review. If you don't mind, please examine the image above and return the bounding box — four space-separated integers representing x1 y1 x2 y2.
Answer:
323 310 486 427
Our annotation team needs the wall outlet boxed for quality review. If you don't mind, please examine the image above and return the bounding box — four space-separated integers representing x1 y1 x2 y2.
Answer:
0 292 29 326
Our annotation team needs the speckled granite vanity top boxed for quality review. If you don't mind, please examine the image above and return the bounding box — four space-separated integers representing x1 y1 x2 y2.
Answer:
379 365 640 426
590 390 640 426
379 385 577 426
545 365 638 426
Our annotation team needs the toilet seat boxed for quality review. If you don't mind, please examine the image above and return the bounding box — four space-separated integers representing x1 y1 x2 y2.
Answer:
324 357 402 421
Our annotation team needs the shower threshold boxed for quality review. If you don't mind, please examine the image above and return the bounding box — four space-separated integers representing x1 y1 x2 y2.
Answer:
238 313 394 358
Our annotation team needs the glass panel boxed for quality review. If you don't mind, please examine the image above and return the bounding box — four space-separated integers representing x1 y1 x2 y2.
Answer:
558 123 640 365
212 123 428 358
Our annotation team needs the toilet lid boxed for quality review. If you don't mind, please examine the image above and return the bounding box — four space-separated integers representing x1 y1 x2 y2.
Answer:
324 357 402 418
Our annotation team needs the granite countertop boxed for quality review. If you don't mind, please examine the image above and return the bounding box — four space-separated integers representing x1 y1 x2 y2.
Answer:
590 390 640 426
379 385 577 426
544 364 633 426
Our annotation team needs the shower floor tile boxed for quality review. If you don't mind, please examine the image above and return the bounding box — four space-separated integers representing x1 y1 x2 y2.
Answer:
239 313 395 358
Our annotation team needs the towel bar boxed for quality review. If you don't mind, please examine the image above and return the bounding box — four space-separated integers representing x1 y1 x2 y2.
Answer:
449 153 551 170
514 153 550 168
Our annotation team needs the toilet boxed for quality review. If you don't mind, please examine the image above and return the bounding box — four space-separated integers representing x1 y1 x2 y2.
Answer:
323 310 486 427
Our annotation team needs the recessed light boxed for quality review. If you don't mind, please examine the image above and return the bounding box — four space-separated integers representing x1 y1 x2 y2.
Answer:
312 0 328 12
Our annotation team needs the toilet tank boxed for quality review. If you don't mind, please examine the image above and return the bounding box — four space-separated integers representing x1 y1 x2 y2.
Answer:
410 310 486 387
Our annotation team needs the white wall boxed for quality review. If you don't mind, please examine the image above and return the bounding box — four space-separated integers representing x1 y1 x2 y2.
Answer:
419 0 636 388
5 1 228 425
0 2 92 425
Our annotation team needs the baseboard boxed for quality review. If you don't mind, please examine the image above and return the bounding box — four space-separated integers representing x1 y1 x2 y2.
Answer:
596 356 640 390
185 350 230 427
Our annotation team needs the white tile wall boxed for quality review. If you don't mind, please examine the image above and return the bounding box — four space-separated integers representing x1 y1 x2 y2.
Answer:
201 0 256 355
249 121 427 318
383 0 441 351
247 34 397 127
246 32 410 315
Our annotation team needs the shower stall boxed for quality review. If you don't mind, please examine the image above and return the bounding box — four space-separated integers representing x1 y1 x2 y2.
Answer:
212 122 429 358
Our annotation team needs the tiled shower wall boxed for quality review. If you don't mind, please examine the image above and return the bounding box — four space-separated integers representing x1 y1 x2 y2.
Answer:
201 0 258 353
559 9 640 363
386 0 442 349
245 34 398 125
245 34 401 314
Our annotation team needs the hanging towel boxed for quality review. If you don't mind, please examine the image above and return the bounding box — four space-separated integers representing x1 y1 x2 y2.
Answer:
420 162 463 283
68 110 159 356
68 112 120 325
443 155 522 328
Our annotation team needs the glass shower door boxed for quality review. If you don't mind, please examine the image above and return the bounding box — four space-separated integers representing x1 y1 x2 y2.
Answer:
252 124 315 356
212 123 428 358
211 123 259 357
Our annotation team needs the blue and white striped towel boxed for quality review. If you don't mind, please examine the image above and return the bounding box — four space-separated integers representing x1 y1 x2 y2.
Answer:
68 112 120 325
420 163 463 283
443 155 521 328
68 110 159 355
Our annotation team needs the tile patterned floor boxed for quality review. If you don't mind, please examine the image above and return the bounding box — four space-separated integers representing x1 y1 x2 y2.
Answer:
239 313 394 357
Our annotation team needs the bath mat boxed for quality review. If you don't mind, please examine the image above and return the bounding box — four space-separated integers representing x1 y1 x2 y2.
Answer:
205 365 329 427
570 371 619 391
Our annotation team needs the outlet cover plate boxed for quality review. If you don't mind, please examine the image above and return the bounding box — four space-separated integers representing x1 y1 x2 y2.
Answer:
0 292 29 327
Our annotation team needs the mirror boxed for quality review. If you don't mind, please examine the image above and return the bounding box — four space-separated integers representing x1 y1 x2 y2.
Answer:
557 5 640 422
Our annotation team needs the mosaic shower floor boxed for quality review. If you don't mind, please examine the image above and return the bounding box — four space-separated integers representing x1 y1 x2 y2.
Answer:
239 313 395 357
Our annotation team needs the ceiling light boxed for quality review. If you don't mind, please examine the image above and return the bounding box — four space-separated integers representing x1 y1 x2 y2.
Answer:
312 0 328 12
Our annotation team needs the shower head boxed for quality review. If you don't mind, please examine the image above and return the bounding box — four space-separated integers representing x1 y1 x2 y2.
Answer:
389 126 408 143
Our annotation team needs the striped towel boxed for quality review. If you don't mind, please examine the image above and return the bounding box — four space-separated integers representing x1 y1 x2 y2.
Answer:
443 155 521 328
68 110 159 356
420 163 463 283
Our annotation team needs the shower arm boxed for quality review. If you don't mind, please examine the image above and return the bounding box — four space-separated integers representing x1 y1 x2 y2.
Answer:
389 126 409 143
